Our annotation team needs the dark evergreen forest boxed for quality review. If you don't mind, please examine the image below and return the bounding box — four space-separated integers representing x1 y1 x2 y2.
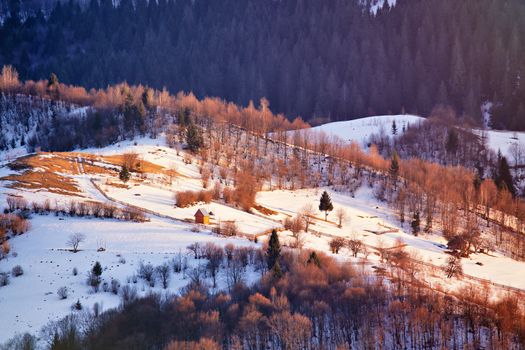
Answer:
1 0 525 129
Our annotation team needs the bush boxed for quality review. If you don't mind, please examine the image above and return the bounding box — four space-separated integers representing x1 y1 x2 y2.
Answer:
120 285 138 306
221 221 238 237
175 190 212 207
138 262 155 285
175 190 198 208
72 299 82 310
222 187 234 204
87 271 101 292
11 265 23 277
197 190 213 203
72 267 78 276
57 286 68 299
110 279 120 295
0 272 9 286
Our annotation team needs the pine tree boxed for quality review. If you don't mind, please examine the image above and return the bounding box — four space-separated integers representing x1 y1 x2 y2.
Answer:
307 251 321 268
272 261 283 278
389 151 400 187
92 261 102 277
319 191 334 221
186 121 203 153
495 155 515 196
266 229 281 271
411 211 420 236
119 165 130 183
391 120 397 135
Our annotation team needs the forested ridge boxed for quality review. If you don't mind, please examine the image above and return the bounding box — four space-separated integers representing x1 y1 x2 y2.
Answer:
1 0 525 129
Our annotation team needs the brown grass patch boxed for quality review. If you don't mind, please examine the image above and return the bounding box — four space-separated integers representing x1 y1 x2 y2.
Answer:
106 181 130 189
2 170 82 196
9 152 115 176
100 155 165 174
253 204 278 216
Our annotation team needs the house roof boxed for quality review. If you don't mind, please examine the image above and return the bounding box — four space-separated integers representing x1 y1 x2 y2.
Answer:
194 208 209 217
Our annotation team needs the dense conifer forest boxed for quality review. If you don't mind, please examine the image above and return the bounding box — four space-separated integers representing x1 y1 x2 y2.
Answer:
1 0 525 129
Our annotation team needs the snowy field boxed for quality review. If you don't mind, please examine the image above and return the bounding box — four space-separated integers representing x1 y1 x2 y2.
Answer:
0 215 257 343
2 132 525 343
257 187 525 292
309 114 424 147
312 114 525 162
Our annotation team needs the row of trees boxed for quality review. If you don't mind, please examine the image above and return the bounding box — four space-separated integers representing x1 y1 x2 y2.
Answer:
31 238 525 349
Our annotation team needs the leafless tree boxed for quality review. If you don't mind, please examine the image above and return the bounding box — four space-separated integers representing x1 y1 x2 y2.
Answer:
226 251 245 290
347 233 363 257
156 263 171 289
329 237 346 254
122 152 140 171
335 208 347 228
67 233 86 253
204 243 224 288
299 204 316 233
443 255 463 279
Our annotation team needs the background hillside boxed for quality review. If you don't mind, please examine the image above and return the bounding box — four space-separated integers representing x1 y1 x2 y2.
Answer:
1 0 525 129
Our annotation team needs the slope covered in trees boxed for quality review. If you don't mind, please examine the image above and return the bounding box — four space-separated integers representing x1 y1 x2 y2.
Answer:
1 0 525 129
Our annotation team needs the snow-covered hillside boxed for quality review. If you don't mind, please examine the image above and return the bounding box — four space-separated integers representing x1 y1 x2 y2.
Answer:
309 114 424 146
312 114 525 162
2 132 525 343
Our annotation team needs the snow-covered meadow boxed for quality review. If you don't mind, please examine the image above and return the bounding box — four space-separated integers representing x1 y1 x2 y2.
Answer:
2 118 525 343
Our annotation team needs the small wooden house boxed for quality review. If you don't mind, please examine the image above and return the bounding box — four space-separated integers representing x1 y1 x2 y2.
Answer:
194 208 210 224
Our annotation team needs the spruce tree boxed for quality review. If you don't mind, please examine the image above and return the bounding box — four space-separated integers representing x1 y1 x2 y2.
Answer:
319 191 334 221
391 120 397 135
186 121 203 153
307 251 321 268
496 155 515 196
272 261 283 278
267 229 281 271
389 151 400 186
119 165 130 183
92 261 102 277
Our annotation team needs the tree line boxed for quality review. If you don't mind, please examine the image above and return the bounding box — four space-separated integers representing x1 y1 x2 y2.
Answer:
14 237 525 349
1 0 525 129
2 67 525 260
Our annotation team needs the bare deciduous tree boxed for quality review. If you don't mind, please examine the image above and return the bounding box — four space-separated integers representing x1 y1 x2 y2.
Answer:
335 208 347 228
156 263 171 289
347 233 363 257
329 237 345 254
443 255 463 279
67 233 86 253
299 204 316 233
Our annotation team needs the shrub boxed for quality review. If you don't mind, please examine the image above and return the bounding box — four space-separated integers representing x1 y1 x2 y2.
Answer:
221 221 238 237
57 286 68 299
138 262 155 285
0 241 10 260
11 265 23 277
110 279 120 295
87 271 101 292
197 190 213 203
72 299 82 310
175 190 198 208
120 285 138 306
0 272 9 286
222 187 234 204
72 267 78 276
